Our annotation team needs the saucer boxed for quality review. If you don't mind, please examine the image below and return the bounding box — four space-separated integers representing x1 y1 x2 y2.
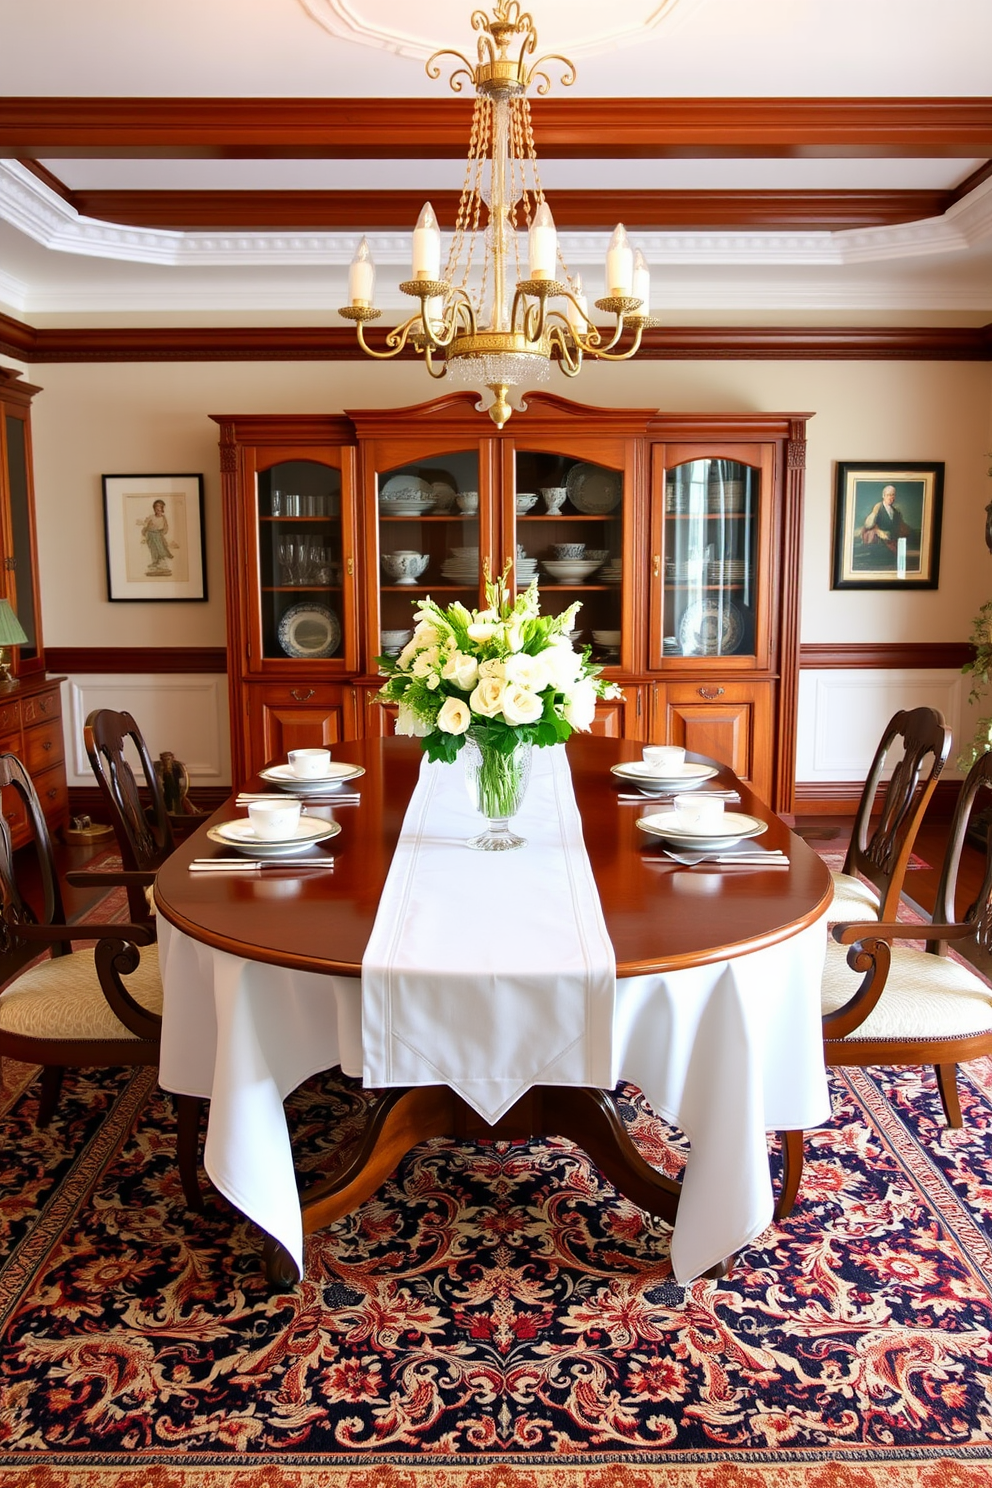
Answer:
635 811 767 850
208 817 342 856
259 762 365 792
610 761 718 786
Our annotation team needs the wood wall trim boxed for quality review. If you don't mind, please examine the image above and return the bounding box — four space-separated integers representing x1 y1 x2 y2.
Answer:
4 314 990 365
46 647 228 674
3 97 991 159
795 777 960 818
800 642 972 670
66 187 953 233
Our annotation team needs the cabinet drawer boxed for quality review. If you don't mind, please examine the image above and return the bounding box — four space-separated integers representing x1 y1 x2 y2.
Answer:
0 777 30 844
248 682 359 775
24 718 64 775
650 680 774 800
32 764 69 827
22 689 60 728
0 698 21 735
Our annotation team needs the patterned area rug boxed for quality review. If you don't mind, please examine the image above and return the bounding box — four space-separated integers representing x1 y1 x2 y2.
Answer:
2 1048 992 1486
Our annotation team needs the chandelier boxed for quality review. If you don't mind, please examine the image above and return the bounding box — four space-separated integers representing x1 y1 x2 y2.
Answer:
338 1 657 428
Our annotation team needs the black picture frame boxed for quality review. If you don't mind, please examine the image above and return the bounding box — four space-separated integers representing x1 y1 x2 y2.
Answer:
832 462 943 590
102 474 207 601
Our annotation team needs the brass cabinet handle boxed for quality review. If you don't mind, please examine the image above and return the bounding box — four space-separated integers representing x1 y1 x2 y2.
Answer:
698 686 725 700
46 787 58 800
653 554 660 578
291 688 316 702
41 740 52 750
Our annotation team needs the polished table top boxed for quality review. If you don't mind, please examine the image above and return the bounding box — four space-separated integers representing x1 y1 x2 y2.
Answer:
154 735 832 977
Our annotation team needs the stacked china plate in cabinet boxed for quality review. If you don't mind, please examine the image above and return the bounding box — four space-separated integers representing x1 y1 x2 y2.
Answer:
213 397 810 814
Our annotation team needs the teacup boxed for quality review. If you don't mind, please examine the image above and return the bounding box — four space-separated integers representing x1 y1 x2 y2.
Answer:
288 747 332 779
643 745 685 773
382 551 429 583
247 798 302 841
541 487 567 514
673 793 725 833
456 491 479 513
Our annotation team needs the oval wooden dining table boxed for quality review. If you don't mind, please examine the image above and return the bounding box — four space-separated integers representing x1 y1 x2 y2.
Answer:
155 734 832 1288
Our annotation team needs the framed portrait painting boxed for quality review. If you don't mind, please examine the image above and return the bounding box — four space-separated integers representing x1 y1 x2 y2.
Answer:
102 474 207 601
832 462 943 590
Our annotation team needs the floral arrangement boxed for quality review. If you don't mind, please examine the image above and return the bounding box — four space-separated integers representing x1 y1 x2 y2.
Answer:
377 565 622 764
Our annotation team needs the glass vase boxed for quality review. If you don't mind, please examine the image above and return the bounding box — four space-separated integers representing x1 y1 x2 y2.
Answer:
463 733 533 851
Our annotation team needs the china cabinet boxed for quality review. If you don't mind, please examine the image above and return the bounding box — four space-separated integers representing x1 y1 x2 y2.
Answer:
0 369 68 848
214 397 809 812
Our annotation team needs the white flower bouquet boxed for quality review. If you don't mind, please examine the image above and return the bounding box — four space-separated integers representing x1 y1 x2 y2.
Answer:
377 565 621 771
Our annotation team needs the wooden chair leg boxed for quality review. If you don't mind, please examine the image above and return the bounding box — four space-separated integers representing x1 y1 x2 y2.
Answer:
774 1129 804 1221
175 1093 205 1212
935 1063 963 1128
36 1065 65 1127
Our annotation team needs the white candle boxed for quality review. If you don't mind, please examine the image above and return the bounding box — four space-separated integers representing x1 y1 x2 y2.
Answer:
424 295 444 338
567 273 589 335
412 201 441 280
528 202 557 279
348 237 375 304
606 223 633 297
632 247 650 311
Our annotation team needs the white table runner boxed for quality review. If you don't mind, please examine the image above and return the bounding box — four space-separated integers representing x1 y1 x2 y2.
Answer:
361 744 617 1122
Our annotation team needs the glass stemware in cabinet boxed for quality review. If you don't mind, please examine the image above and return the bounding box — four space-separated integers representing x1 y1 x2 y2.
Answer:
377 453 480 659
258 461 344 661
514 451 624 665
663 459 758 660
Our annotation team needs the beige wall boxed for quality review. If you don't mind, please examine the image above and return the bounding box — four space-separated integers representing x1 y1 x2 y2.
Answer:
21 355 992 649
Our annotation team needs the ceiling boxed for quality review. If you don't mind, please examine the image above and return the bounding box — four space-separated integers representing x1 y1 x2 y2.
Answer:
0 0 990 332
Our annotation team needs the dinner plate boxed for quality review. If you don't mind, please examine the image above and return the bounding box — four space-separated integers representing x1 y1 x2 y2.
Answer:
277 603 341 659
611 761 718 786
565 463 622 514
678 598 744 657
635 811 767 850
207 817 342 857
259 761 365 791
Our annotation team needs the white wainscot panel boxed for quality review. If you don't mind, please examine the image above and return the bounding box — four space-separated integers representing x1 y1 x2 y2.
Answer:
796 669 967 783
63 675 231 790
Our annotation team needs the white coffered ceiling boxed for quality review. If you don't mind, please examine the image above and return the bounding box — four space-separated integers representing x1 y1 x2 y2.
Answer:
0 0 990 324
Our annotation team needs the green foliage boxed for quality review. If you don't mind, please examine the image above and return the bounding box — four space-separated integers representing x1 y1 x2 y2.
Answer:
958 599 992 770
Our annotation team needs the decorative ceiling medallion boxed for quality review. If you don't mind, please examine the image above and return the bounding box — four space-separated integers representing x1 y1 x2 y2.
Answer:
296 0 689 59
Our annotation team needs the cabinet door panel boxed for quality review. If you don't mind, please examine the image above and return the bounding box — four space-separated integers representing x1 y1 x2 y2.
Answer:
248 684 358 774
652 681 774 799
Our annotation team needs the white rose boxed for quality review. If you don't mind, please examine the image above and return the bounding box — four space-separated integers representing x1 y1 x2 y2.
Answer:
502 684 543 727
478 658 506 680
562 676 597 731
395 700 432 737
504 650 551 692
412 621 441 648
542 638 583 691
411 645 440 678
467 621 501 645
503 619 526 653
469 676 505 718
437 696 471 734
441 650 479 692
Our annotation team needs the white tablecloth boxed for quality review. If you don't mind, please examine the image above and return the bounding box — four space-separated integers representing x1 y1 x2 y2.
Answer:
159 910 829 1284
362 747 616 1122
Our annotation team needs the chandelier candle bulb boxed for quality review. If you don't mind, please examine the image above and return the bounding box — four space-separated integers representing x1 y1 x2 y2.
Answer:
567 274 589 334
607 224 634 297
632 247 650 311
528 202 558 279
412 202 442 280
348 237 376 305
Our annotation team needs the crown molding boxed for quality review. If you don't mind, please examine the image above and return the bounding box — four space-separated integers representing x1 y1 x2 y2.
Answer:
2 311 989 363
3 97 991 160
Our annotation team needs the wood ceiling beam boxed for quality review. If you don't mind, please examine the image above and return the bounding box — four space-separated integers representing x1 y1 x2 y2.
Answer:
2 98 991 159
2 312 989 363
64 187 954 232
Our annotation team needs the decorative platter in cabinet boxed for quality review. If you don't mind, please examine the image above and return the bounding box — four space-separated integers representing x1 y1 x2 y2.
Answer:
565 464 622 514
277 603 341 659
678 598 745 657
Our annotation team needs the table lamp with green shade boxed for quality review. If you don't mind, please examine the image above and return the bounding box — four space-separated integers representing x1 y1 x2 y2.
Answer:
0 598 28 686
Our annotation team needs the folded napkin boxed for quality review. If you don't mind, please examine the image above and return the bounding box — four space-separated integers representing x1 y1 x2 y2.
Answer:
235 792 360 807
361 745 616 1123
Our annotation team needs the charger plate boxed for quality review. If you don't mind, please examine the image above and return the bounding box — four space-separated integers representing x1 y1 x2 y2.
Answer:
611 761 718 786
207 817 341 857
635 810 766 850
259 761 365 791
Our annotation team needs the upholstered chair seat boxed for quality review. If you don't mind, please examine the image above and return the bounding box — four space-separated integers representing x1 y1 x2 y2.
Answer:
0 941 162 1042
826 871 881 924
820 938 992 1043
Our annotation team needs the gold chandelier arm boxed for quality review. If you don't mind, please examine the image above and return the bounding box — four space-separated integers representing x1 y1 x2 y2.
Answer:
423 343 450 379
425 48 478 92
585 317 647 363
547 322 581 375
355 315 421 361
526 55 577 95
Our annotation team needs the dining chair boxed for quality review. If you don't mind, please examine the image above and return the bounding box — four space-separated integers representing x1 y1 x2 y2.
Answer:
827 706 951 925
0 751 200 1207
83 708 176 927
777 748 992 1220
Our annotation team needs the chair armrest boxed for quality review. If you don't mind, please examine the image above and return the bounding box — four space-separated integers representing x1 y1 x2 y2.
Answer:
7 919 155 946
832 919 973 946
66 869 157 889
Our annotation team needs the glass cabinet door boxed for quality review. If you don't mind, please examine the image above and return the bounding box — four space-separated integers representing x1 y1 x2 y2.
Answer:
514 450 624 667
257 458 346 662
2 412 40 668
662 458 759 661
376 451 481 657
